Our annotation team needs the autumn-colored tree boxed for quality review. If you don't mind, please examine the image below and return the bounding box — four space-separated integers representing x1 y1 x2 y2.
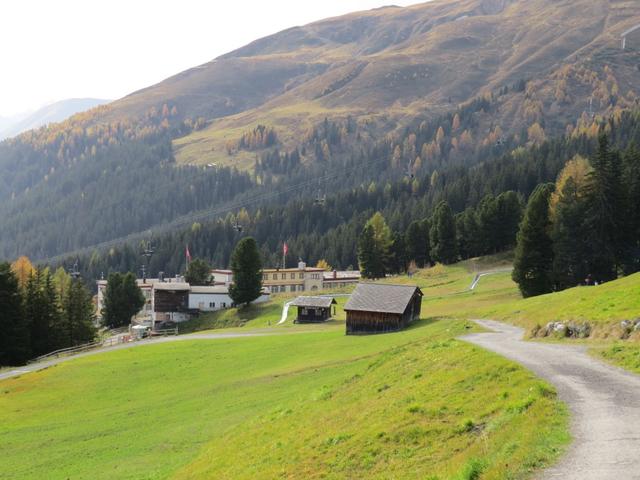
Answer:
527 123 546 145
451 113 461 131
549 155 592 218
316 259 332 271
11 256 35 290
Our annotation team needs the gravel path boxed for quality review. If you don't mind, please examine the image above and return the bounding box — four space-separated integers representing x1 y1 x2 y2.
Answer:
462 320 640 480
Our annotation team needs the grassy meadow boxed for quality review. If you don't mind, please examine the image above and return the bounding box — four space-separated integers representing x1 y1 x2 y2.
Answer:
0 319 569 479
3 254 640 478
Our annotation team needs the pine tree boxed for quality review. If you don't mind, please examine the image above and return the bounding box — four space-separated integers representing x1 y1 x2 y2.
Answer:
495 191 523 251
552 177 590 289
366 212 394 274
24 269 61 357
390 230 407 274
405 220 427 268
512 183 555 297
0 262 30 365
623 145 640 273
358 225 383 279
229 237 263 307
102 272 145 328
582 135 620 281
430 201 457 264
185 258 211 285
476 194 500 254
61 280 97 347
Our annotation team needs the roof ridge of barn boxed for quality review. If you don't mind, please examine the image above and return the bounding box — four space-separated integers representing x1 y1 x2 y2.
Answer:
344 283 422 315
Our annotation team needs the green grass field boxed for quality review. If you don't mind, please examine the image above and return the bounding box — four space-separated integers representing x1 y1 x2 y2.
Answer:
0 319 568 479
4 255 639 478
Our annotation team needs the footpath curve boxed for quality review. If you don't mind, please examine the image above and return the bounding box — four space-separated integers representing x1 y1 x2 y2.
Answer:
462 320 640 480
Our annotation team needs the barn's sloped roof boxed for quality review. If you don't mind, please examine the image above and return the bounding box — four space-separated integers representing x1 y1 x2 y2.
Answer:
291 296 337 308
344 283 422 314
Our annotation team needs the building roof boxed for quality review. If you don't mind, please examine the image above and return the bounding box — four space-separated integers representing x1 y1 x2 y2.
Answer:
323 271 361 281
262 267 325 273
153 282 191 291
189 286 230 294
344 283 423 314
291 296 337 308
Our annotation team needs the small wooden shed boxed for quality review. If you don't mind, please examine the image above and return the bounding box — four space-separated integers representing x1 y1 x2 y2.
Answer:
291 296 337 323
344 283 423 335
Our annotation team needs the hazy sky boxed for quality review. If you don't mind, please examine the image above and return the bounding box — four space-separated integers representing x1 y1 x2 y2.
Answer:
1 0 417 117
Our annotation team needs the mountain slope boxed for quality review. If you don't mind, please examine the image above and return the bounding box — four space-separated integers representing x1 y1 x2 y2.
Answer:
1 0 640 261
115 0 640 167
0 98 110 140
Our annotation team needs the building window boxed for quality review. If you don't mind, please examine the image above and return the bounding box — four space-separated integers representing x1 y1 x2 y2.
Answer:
290 273 295 279
299 273 304 279
273 274 277 280
222 302 227 308
281 273 286 279
209 302 215 308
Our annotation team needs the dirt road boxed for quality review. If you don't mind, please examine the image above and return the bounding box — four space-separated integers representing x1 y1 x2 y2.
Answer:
462 320 640 480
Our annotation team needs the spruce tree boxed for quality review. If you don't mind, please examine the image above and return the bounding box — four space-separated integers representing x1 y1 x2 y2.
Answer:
229 237 263 307
358 224 381 279
62 280 97 347
623 145 640 273
430 201 458 264
512 183 555 297
495 191 523 251
405 220 429 268
185 258 211 285
476 194 500 254
0 262 30 365
390 230 407 274
366 212 394 274
552 178 589 289
582 135 620 281
23 269 61 357
102 272 145 328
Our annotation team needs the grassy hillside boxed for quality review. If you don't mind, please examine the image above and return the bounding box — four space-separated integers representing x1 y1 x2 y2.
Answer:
475 272 640 331
168 0 640 169
0 320 568 479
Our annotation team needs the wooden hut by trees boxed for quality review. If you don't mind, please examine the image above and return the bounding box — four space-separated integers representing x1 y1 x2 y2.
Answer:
344 284 423 335
291 296 336 323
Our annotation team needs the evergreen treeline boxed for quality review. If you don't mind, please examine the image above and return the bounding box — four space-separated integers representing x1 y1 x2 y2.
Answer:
0 259 96 366
0 134 255 260
35 109 640 284
513 135 640 297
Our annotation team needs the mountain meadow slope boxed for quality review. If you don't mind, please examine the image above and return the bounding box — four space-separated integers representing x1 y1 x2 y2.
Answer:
0 319 569 480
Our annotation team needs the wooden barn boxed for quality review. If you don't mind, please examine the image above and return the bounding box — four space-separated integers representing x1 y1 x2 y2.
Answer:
291 296 336 323
344 283 423 335
152 283 190 324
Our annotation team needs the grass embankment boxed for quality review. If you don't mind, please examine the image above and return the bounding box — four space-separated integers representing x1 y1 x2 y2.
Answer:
0 320 568 479
178 292 350 334
397 258 640 374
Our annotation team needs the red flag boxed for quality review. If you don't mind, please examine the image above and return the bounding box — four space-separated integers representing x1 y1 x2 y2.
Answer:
186 245 192 264
283 242 288 256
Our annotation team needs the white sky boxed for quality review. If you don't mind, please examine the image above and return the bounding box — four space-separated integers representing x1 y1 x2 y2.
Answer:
0 0 416 117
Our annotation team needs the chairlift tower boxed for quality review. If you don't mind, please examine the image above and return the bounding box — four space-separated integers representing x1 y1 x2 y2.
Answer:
141 240 155 282
70 260 81 280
